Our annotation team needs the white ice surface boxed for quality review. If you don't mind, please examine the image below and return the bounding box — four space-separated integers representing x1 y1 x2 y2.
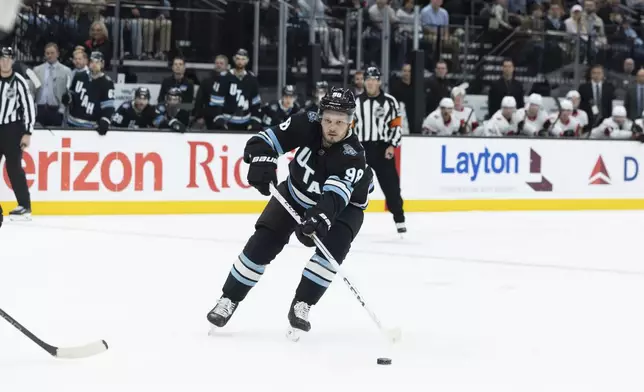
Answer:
1 211 644 392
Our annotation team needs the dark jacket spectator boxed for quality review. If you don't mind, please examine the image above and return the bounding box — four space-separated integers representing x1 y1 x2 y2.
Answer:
85 20 112 67
578 65 616 124
425 60 451 113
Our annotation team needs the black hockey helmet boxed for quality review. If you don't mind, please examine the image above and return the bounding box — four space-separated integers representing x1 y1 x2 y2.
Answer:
90 51 104 63
319 87 355 116
234 48 249 59
165 87 182 104
283 85 296 96
1 46 14 58
135 87 151 100
365 66 381 80
315 81 329 91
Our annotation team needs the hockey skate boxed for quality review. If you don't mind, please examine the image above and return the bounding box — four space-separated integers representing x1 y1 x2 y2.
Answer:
207 297 238 334
9 206 31 221
396 222 407 236
286 298 311 342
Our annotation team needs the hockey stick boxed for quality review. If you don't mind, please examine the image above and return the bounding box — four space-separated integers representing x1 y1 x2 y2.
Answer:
0 307 108 359
268 183 402 344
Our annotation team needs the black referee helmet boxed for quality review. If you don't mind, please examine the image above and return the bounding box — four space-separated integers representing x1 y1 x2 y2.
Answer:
365 66 381 80
319 87 356 116
1 46 14 58
282 85 296 96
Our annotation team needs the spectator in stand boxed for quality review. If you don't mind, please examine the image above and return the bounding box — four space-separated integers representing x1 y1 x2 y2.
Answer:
518 3 545 75
158 56 195 104
298 0 346 66
485 0 514 50
72 46 89 75
623 68 644 120
425 60 451 113
395 0 415 66
544 1 566 72
420 0 460 71
626 0 644 11
613 57 636 100
487 58 525 119
353 70 364 96
597 0 621 26
33 43 72 127
141 0 172 60
582 0 607 62
85 21 112 69
578 63 615 124
565 4 589 62
366 0 398 66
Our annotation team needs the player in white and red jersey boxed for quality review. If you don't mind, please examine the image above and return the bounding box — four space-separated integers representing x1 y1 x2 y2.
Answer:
565 90 589 131
516 93 551 136
548 99 581 137
479 96 521 137
590 106 639 139
450 87 478 134
422 98 461 136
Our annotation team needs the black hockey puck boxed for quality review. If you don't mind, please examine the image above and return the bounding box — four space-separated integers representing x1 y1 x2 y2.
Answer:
377 357 392 365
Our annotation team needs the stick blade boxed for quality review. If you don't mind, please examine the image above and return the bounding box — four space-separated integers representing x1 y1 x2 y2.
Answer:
55 340 108 359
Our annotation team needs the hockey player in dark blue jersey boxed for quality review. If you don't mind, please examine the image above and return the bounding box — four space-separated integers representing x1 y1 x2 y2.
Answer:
111 87 162 129
154 87 190 132
62 51 115 135
207 87 374 338
209 49 263 131
262 85 301 127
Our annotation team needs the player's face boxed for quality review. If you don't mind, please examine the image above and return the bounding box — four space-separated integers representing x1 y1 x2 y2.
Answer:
172 59 185 75
0 56 13 73
527 104 539 117
613 115 626 125
365 78 380 95
73 52 87 69
354 73 364 89
89 59 103 73
134 97 148 110
315 88 327 102
561 110 571 121
234 56 248 69
453 94 464 107
502 107 515 118
282 95 295 108
570 96 580 108
166 96 181 106
214 58 227 72
440 107 452 120
321 110 352 144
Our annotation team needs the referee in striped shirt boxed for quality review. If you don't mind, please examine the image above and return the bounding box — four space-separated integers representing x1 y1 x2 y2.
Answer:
354 66 406 233
0 46 35 220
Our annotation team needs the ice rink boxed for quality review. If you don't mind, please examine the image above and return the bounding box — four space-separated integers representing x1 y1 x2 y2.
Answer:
1 210 644 392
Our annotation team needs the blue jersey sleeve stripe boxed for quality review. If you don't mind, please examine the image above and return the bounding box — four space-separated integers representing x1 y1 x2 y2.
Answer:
322 184 350 205
255 132 275 150
238 253 266 273
100 100 115 108
325 176 354 195
265 128 284 155
302 270 331 288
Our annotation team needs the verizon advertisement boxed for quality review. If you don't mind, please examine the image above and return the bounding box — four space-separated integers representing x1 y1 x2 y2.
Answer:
1 131 643 213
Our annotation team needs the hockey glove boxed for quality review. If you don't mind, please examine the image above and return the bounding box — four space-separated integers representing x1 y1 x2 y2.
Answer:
633 124 643 134
562 130 576 137
245 153 277 196
537 129 549 137
299 209 331 240
97 117 110 136
213 117 228 130
169 118 186 133
604 127 612 137
61 92 72 106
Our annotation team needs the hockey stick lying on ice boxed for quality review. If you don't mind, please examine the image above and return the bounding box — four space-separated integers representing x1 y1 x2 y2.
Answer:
269 183 402 344
0 307 108 359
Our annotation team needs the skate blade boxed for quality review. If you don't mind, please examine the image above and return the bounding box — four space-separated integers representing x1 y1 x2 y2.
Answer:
10 214 31 222
286 327 304 342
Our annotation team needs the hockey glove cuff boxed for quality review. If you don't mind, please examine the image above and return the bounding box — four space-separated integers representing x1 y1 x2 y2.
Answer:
97 117 110 136
169 118 186 133
299 210 331 240
246 154 278 196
